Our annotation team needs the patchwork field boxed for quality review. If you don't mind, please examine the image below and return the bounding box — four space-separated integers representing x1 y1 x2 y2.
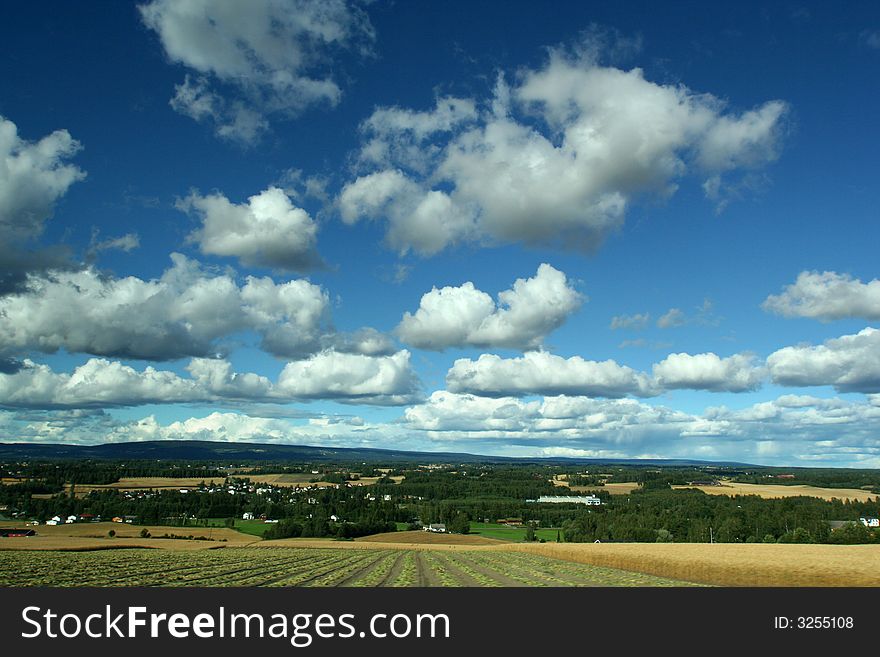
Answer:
0 546 699 587
672 482 878 502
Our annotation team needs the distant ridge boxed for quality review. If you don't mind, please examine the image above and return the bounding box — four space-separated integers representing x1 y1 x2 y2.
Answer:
0 440 753 467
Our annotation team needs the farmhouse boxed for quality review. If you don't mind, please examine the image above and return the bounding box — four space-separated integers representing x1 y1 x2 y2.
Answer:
242 511 255 520
860 517 879 528
424 523 447 533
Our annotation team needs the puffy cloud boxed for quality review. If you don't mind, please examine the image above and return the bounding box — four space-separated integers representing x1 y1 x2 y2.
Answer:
5 410 398 448
140 0 374 142
277 350 420 404
766 327 880 393
762 271 880 321
338 170 476 255
0 350 418 409
610 312 649 330
653 352 765 392
396 264 583 350
0 359 202 409
184 358 274 399
340 46 787 255
0 254 328 361
179 186 321 270
446 352 656 398
447 350 764 397
358 97 478 172
324 327 397 356
403 391 692 438
0 116 85 243
0 115 86 292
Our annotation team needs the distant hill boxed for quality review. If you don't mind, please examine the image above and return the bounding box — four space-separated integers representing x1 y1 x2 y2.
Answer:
0 440 752 467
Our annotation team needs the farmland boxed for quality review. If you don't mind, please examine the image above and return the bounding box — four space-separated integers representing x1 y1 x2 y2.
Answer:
241 473 404 488
468 522 561 542
0 521 259 550
551 476 640 495
671 482 878 502
0 546 699 587
1 538 877 586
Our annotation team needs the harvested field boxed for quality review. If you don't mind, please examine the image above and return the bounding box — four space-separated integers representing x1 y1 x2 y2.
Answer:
238 473 335 487
551 477 639 494
0 546 698 587
672 481 878 502
356 530 506 545
0 522 258 550
65 477 224 497
506 542 880 587
244 473 403 487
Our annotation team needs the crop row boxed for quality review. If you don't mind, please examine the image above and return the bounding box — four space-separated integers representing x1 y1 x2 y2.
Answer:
0 547 701 587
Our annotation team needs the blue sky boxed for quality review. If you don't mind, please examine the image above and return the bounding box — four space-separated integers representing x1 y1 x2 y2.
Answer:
1 1 879 466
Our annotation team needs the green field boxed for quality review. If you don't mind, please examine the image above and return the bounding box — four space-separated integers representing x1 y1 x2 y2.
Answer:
0 547 701 587
204 518 271 537
468 522 561 542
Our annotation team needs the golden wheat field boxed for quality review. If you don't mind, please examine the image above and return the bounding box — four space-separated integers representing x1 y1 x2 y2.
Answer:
672 482 878 502
505 542 880 587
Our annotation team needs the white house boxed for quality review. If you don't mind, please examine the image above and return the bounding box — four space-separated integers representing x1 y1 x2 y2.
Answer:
242 512 255 520
860 517 879 528
65 515 78 524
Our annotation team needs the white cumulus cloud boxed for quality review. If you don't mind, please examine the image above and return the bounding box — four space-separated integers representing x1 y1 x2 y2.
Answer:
277 349 420 404
0 254 329 361
766 327 880 393
140 0 374 142
446 352 656 398
0 349 419 409
180 186 321 270
762 271 880 321
653 352 765 392
340 45 788 255
0 115 86 292
396 264 583 350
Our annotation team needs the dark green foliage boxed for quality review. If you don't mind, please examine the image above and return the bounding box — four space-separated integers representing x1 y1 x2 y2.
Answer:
447 511 470 534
